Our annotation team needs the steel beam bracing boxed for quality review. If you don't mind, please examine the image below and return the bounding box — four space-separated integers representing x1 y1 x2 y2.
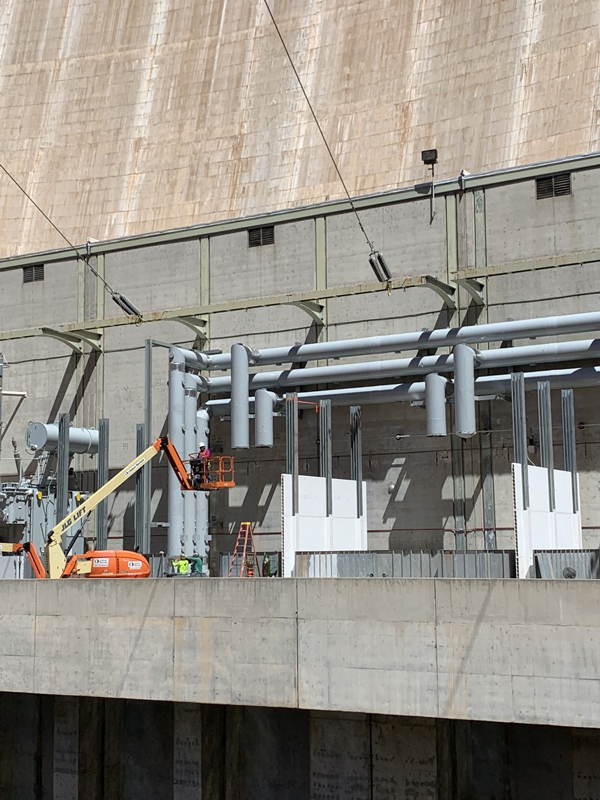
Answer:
204 338 600 393
194 311 600 371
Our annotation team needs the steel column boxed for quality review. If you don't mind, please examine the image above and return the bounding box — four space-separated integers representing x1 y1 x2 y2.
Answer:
350 406 363 518
537 380 555 511
143 338 153 550
95 418 109 550
285 393 299 515
168 348 186 557
319 399 332 516
135 423 146 552
479 402 496 549
561 388 579 513
0 353 3 489
56 412 70 523
511 372 529 509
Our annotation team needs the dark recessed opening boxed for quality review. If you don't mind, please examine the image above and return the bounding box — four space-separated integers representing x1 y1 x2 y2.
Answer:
23 264 44 283
248 225 275 247
536 173 571 200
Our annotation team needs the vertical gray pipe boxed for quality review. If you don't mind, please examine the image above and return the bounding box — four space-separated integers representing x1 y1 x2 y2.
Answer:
95 418 109 550
561 388 579 512
183 372 198 557
56 412 70 523
425 373 447 436
255 388 274 447
453 345 476 438
537 381 555 511
231 344 249 449
196 408 210 574
168 348 186 557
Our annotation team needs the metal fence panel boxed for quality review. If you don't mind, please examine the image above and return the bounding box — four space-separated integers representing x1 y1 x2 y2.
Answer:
535 550 600 579
295 550 516 578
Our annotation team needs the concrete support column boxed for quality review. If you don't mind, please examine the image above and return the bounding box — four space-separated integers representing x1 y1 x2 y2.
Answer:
173 704 202 799
168 349 186 558
53 697 79 800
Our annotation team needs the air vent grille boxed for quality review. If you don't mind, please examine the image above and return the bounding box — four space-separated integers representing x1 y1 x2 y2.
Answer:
248 225 275 247
536 173 571 200
23 264 44 283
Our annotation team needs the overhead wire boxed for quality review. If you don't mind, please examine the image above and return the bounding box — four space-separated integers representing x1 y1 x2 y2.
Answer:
0 162 143 322
261 0 376 254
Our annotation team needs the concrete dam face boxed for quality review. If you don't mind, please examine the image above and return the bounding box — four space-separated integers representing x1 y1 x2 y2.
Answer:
0 0 599 255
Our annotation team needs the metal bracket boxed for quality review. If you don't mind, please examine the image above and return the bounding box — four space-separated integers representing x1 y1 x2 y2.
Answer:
419 276 457 309
288 300 326 326
171 316 208 344
41 328 103 354
456 277 486 306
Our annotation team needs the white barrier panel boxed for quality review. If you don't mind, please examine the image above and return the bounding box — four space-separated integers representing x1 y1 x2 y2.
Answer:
281 474 367 577
513 463 582 578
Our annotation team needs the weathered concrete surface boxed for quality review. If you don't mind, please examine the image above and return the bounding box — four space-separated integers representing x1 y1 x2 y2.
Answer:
1 0 599 255
1 578 599 729
1 695 599 799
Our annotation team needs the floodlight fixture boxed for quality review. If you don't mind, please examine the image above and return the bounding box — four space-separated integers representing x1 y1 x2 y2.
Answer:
421 149 438 166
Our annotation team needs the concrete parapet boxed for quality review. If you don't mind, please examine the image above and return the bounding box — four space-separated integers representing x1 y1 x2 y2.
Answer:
1 578 599 728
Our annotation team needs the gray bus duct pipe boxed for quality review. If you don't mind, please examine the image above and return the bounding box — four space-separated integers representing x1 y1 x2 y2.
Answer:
198 310 600 370
453 344 476 437
204 338 600 394
255 388 276 447
168 348 186 557
195 408 210 571
183 372 198 556
231 343 250 449
27 422 99 454
425 374 447 436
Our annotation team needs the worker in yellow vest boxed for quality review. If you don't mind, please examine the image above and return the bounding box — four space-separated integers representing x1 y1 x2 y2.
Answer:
171 554 189 575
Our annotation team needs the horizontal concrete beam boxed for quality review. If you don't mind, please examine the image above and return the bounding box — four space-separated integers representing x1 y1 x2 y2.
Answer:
1 578 599 728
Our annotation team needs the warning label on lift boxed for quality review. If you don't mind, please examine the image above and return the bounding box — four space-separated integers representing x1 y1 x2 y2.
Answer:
128 561 142 570
93 558 109 567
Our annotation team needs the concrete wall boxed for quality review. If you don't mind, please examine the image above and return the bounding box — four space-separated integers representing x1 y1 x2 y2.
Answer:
1 0 600 256
3 160 600 553
0 693 598 799
1 578 600 729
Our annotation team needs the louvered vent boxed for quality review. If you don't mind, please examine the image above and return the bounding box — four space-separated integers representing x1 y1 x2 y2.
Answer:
536 173 571 200
23 264 44 283
248 225 275 247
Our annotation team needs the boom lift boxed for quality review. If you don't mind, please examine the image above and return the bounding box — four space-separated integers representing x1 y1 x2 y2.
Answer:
0 436 232 579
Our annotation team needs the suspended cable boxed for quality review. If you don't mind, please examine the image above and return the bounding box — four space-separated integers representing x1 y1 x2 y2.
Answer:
0 163 143 321
262 0 386 266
